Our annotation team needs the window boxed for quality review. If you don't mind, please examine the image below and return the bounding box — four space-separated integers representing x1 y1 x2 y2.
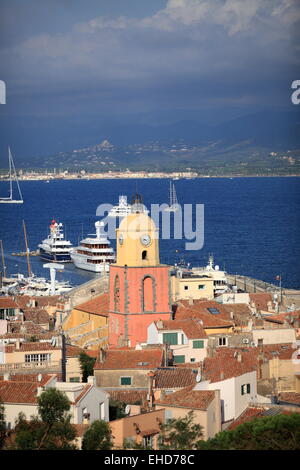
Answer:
70 377 80 382
163 333 178 345
184 286 189 290
218 337 227 347
25 353 51 363
241 383 251 395
142 250 147 260
173 355 185 364
198 285 206 290
120 377 132 386
99 402 105 420
207 308 220 315
190 358 196 363
193 340 204 349
143 435 153 448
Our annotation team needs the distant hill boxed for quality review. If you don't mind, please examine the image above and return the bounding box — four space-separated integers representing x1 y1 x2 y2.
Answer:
0 108 299 174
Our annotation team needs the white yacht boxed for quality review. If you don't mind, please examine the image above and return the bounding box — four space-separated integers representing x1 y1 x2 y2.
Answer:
108 195 132 217
191 255 228 296
70 221 115 273
38 220 73 263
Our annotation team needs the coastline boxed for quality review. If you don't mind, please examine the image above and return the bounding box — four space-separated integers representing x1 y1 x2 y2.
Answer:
1 173 300 181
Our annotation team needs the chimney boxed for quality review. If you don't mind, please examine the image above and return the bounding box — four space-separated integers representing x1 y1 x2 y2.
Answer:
87 376 96 386
37 386 44 397
99 348 106 363
220 371 225 380
237 353 242 363
188 297 194 306
15 338 21 350
3 372 10 381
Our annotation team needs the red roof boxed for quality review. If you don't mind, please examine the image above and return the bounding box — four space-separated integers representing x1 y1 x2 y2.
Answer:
153 368 197 389
249 293 274 311
75 293 109 317
278 392 300 405
203 350 257 382
156 385 216 410
0 298 19 309
0 381 38 404
94 348 164 370
5 342 60 353
155 318 207 339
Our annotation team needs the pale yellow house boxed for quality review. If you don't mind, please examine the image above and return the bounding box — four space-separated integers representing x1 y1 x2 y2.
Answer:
147 318 208 364
62 293 109 349
171 272 214 302
155 386 221 440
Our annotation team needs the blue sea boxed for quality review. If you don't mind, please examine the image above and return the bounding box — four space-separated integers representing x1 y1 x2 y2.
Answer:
0 177 299 289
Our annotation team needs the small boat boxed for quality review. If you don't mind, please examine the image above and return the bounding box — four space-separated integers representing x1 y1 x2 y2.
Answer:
164 181 179 212
70 221 115 273
38 220 73 262
108 195 132 217
0 147 23 203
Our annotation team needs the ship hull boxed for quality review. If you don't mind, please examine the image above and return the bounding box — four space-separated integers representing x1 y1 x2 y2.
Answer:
70 253 110 273
39 248 73 263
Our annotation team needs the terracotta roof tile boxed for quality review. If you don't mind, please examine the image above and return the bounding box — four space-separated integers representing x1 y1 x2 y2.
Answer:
156 385 216 410
94 348 164 370
5 342 60 353
278 392 300 405
0 381 38 404
155 318 207 339
108 390 148 406
14 295 61 309
23 309 50 324
249 293 274 311
66 344 85 357
153 368 197 389
227 407 265 430
0 298 19 309
75 293 109 317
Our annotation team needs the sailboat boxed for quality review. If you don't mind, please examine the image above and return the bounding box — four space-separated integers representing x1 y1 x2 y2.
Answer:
164 181 179 212
0 147 23 203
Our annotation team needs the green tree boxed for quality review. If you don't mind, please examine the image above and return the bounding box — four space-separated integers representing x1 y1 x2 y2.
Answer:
198 413 300 450
109 399 127 421
14 389 77 450
82 420 113 450
79 352 96 382
159 411 203 450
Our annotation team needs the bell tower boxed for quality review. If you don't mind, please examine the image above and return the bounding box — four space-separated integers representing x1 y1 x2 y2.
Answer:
109 197 171 347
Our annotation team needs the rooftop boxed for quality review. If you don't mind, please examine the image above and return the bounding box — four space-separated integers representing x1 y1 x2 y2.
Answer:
156 385 216 410
75 293 109 317
94 348 164 370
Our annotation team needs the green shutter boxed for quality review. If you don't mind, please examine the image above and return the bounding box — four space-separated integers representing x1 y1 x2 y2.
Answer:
174 355 185 364
121 377 132 385
163 333 178 345
193 340 204 349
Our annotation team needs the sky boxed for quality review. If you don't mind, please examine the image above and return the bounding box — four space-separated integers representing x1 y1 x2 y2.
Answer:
0 0 299 157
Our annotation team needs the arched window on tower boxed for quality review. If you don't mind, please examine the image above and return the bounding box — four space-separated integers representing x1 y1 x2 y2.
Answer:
114 275 120 312
142 276 155 312
142 250 147 260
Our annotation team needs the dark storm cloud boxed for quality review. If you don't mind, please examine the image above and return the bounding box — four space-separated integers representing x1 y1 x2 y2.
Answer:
0 0 299 119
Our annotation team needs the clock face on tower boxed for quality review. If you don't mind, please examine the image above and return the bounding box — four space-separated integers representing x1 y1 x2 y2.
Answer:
140 234 151 246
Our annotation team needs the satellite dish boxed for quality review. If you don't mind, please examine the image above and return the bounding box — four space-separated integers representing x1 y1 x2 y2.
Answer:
196 373 201 383
125 405 131 415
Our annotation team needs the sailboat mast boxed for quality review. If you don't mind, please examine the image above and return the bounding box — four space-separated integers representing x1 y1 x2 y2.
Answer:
23 220 32 277
0 240 6 278
9 147 23 202
8 148 12 200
